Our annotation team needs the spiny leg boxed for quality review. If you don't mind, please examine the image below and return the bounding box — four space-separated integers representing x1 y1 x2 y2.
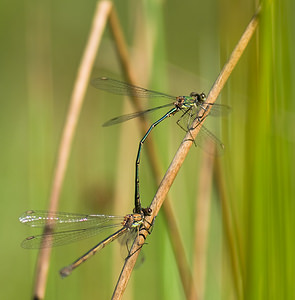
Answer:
125 221 154 258
176 105 211 146
176 107 198 145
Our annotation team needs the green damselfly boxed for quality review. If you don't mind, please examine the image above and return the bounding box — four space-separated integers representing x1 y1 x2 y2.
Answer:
92 77 230 213
20 209 150 277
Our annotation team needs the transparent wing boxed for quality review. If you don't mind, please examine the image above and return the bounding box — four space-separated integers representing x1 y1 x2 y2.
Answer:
187 102 231 119
103 103 174 126
194 125 225 155
21 224 122 249
205 103 231 117
177 109 225 155
19 210 126 248
91 77 176 100
19 210 124 230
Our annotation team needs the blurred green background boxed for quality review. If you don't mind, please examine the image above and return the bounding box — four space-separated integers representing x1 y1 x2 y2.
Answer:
1 0 294 299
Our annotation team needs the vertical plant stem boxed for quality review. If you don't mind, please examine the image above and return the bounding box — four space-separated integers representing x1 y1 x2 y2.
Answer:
191 145 215 299
32 2 113 299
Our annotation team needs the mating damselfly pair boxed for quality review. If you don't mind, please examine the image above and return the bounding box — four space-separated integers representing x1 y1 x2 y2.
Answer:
20 77 229 277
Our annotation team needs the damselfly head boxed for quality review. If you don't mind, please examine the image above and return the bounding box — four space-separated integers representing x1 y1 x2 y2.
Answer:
190 91 198 97
199 92 207 101
141 207 152 216
191 92 207 105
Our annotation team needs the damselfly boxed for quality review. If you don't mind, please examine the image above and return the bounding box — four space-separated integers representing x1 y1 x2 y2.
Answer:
92 77 230 213
19 209 150 277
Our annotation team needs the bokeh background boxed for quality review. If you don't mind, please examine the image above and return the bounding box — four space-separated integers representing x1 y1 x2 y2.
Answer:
1 0 294 299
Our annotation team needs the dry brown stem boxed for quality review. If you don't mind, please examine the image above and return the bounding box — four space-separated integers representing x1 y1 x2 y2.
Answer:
32 2 113 299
